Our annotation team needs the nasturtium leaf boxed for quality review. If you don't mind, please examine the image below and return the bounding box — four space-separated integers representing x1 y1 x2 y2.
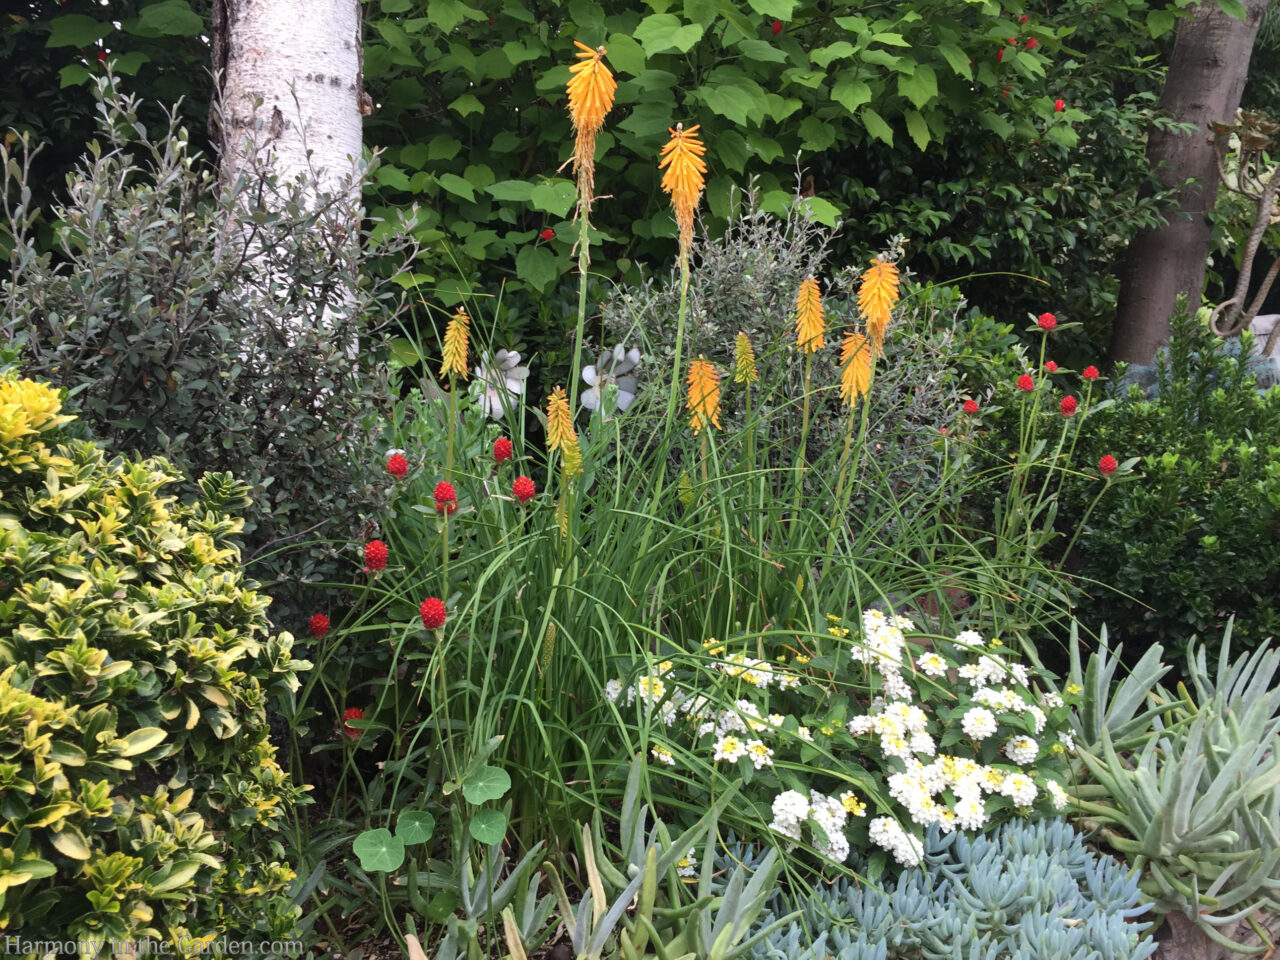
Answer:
634 14 705 55
137 0 203 36
426 891 457 923
529 180 578 217
462 764 512 804
830 76 872 113
396 811 436 845
904 109 930 150
468 807 508 845
860 107 894 146
47 15 112 48
353 828 405 872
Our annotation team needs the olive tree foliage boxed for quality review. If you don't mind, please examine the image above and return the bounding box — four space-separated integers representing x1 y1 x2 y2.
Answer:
1 78 418 620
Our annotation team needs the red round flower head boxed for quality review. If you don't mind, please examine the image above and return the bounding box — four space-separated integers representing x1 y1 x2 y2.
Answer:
309 613 330 639
386 453 409 479
343 707 363 738
434 480 458 515
364 540 388 571
1099 455 1118 476
420 597 447 630
1045 361 1058 372
493 437 513 464
963 399 980 415
1054 99 1065 112
771 19 783 34
513 475 536 504
1037 312 1057 331
539 228 555 241
1082 365 1100 380
1025 37 1039 50
1017 374 1035 392
1060 395 1078 416
1018 13 1028 23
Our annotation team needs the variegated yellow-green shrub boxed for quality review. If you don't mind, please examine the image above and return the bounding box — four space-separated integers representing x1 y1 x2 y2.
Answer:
0 374 310 955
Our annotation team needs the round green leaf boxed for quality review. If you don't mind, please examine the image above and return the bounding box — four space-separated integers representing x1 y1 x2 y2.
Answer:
353 828 406 872
462 764 511 804
137 1 204 37
468 807 508 845
396 810 436 846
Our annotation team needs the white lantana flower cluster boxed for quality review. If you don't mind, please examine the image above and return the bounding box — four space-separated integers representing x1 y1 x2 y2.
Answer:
769 789 858 863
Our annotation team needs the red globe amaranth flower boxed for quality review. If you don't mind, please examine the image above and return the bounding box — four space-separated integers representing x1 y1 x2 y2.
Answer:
940 427 948 436
386 453 409 478
494 437 513 464
420 597 447 630
1082 365 1100 380
1037 312 1057 331
364 540 388 571
1025 37 1039 50
963 399 980 415
1017 374 1035 392
343 707 363 738
1060 395 1078 416
539 228 555 241
1018 13 1028 23
1099 455 1118 476
1045 361 1059 372
1054 99 1066 112
513 475 536 504
771 19 783 34
434 480 458 515
309 613 330 639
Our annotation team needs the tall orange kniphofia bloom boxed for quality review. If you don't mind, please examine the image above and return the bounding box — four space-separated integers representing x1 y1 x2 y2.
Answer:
565 41 616 211
659 124 707 259
440 307 470 380
839 332 874 406
546 387 577 453
732 332 759 385
858 258 901 356
686 357 721 435
795 276 825 353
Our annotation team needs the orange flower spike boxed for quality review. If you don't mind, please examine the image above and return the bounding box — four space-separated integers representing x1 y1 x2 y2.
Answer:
566 41 616 136
659 124 708 255
839 331 874 406
858 258 901 355
440 307 471 380
686 357 721 435
795 276 825 353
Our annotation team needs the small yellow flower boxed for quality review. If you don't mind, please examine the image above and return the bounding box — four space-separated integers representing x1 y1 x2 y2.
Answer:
839 791 867 816
686 356 721 435
1065 683 1083 696
794 276 825 353
989 637 1003 647
1051 742 1065 754
838 331 873 406
546 387 577 453
658 123 707 257
858 258 900 355
819 725 835 737
440 307 471 380
732 331 759 384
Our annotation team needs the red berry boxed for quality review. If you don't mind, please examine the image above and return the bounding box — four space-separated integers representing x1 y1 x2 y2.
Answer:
1054 99 1065 112
420 597 447 630
771 19 783 34
1082 365 1100 380
1099 455 1118 476
364 540 388 571
494 437 513 463
386 453 409 478
539 228 555 241
434 480 458 515
1060 395 1078 416
1017 374 1035 392
343 707 363 737
963 399 979 415
1037 312 1057 331
1045 361 1059 372
309 613 330 639
513 475 536 504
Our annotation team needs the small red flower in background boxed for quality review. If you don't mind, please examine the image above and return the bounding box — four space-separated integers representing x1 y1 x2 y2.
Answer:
1018 13 1028 23
386 453 409 478
309 613 330 639
1054 99 1066 112
494 437 513 463
513 475 536 503
343 707 363 738
1099 455 1118 476
940 427 948 436
434 480 458 515
1045 361 1059 372
1017 374 1035 392
1082 365 1100 380
1037 312 1057 331
420 597 447 630
771 19 783 34
539 228 555 241
98 49 108 63
1060 395 1078 416
963 399 980 415
1025 37 1039 50
997 47 1005 62
364 540 388 571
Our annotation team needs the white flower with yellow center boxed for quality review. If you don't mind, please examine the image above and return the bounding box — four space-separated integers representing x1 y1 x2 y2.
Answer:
713 735 746 763
1003 736 1038 765
1045 779 1068 810
915 652 948 677
745 739 774 769
1001 773 1038 807
961 707 998 741
651 745 675 766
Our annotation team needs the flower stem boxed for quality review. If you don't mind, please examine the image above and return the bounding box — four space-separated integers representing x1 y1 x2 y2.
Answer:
446 373 457 481
568 209 592 415
666 254 691 428
792 351 814 516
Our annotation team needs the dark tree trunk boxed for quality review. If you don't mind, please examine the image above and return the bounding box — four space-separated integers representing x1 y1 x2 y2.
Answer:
1110 0 1268 366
